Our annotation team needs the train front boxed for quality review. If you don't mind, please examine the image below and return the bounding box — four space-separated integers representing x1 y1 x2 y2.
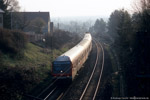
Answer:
52 56 72 80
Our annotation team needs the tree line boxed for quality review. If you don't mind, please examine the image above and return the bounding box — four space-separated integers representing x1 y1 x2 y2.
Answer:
90 0 150 97
0 0 20 29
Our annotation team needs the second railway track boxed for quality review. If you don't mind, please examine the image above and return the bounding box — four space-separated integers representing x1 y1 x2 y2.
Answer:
79 39 105 100
25 37 105 100
60 39 105 100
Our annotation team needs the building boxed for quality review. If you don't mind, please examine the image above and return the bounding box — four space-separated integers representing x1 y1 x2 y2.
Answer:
11 12 51 34
0 9 4 28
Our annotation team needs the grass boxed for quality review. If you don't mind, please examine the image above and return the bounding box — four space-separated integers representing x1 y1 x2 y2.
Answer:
1 42 69 70
24 43 52 67
1 43 52 69
0 43 70 100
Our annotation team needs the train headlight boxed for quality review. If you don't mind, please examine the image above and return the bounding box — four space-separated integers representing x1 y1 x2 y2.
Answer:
60 70 63 73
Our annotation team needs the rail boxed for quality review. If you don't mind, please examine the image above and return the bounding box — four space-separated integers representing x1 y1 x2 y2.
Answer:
79 39 105 100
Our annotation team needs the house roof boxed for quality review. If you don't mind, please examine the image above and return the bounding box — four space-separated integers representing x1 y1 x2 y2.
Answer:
0 9 4 13
12 12 50 23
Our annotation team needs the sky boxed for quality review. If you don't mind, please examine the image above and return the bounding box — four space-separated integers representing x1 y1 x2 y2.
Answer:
19 0 133 18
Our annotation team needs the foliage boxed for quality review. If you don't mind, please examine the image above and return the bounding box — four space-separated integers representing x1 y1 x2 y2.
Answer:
107 10 123 39
89 18 112 44
94 18 106 34
11 12 31 31
0 64 49 100
107 1 150 96
45 29 81 49
30 17 46 34
0 29 80 99
0 28 28 57
0 0 20 29
0 0 20 12
89 18 106 36
0 43 52 100
0 0 7 11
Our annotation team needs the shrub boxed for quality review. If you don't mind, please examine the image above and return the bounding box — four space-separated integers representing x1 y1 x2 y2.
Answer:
45 30 81 49
0 28 28 57
0 65 48 100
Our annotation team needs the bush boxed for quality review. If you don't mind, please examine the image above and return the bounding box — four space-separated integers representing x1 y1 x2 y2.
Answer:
0 28 28 57
0 65 48 100
45 30 81 49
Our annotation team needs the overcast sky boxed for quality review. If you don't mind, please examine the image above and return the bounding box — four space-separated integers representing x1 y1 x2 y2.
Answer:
19 0 133 17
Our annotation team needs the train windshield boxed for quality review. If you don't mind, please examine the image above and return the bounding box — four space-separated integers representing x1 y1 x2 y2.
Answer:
52 61 71 74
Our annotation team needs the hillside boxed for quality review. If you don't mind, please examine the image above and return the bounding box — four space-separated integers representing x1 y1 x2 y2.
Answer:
2 43 51 68
0 27 81 100
0 42 68 100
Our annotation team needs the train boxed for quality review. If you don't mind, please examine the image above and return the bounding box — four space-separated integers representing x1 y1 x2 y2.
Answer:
51 33 92 81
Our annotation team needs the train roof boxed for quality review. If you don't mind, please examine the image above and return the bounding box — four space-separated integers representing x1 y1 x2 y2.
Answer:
54 33 92 62
55 56 70 61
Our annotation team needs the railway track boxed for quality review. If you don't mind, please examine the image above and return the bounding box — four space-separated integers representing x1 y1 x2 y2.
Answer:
42 85 69 100
37 79 57 98
60 39 105 100
25 79 57 100
37 79 70 100
25 38 104 100
25 79 69 100
79 39 105 100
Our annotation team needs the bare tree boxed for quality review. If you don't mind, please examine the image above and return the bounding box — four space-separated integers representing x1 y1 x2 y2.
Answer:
3 0 20 11
0 0 20 12
12 12 30 30
132 0 150 13
0 0 20 29
30 18 46 34
140 0 150 11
